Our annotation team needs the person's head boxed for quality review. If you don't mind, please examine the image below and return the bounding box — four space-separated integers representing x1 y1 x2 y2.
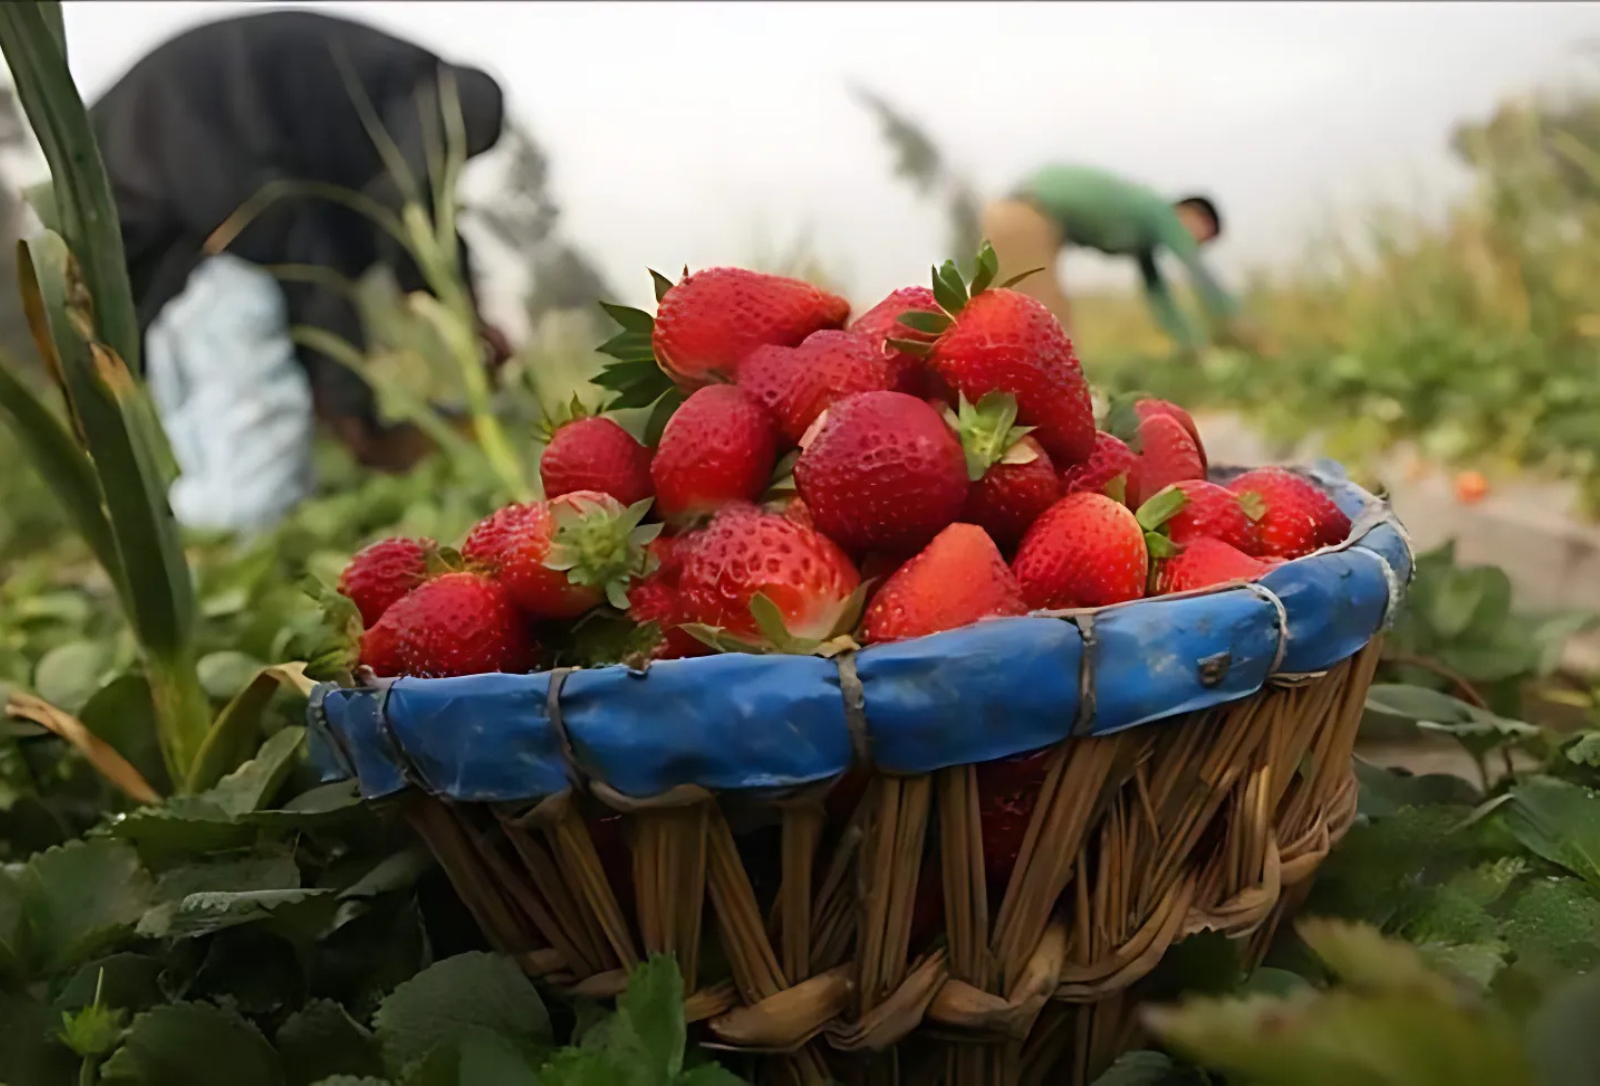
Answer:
1174 195 1222 245
445 65 505 160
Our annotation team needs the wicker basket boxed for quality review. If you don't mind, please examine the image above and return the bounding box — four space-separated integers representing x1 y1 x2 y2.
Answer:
308 461 1412 1085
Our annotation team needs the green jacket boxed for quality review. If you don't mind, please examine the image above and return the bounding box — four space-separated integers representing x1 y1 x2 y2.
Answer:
1017 164 1237 349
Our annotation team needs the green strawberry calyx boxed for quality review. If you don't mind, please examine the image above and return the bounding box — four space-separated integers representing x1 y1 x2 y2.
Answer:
1135 485 1187 564
683 582 873 659
887 239 1043 356
942 391 1038 482
543 495 663 611
1236 490 1268 521
593 268 679 413
533 391 595 443
1102 391 1154 450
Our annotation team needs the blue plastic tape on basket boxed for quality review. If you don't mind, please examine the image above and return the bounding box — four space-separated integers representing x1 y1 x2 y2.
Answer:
559 653 851 797
853 616 1081 774
303 463 1412 805
1086 588 1284 735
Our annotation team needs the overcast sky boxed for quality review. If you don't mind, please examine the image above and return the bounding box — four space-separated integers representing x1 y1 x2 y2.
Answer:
41 1 1600 322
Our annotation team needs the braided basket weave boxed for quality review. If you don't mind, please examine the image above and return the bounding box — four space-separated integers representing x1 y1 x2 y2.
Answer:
308 461 1412 1085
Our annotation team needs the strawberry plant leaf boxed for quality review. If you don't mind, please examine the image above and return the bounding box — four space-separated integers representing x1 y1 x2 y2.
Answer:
20 838 153 974
597 301 655 335
99 1001 283 1086
1500 776 1600 888
1090 1049 1205 1085
649 268 675 303
373 952 550 1073
277 999 385 1086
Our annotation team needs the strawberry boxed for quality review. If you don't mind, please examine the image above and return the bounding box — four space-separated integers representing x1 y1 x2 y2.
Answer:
1227 468 1352 559
793 391 968 556
626 571 709 660
338 537 434 628
463 491 658 618
647 535 685 584
1012 491 1178 609
651 267 850 385
862 523 1028 644
1134 397 1206 470
942 392 1061 552
737 330 894 445
1059 432 1138 500
909 246 1097 466
677 503 862 650
540 415 653 506
1154 537 1280 595
651 384 778 525
1152 479 1262 555
848 285 940 394
1128 413 1206 509
359 571 535 679
977 746 1054 886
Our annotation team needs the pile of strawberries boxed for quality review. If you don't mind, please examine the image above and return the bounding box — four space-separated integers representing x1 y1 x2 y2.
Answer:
338 244 1352 682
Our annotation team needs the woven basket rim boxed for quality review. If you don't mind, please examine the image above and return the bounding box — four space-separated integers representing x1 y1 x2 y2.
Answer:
307 460 1412 803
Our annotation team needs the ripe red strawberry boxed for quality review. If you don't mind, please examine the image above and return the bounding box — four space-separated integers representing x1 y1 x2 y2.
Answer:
651 267 850 385
1012 491 1166 609
540 415 653 506
847 285 939 395
647 535 685 583
737 330 894 445
1059 432 1138 500
794 391 968 556
1128 413 1206 508
962 437 1060 553
359 572 535 679
626 571 710 660
977 746 1054 886
677 504 861 648
1155 479 1263 555
1227 468 1352 559
651 384 777 524
917 249 1097 465
463 492 658 618
1155 537 1280 595
1134 398 1206 470
338 537 433 628
861 523 1029 644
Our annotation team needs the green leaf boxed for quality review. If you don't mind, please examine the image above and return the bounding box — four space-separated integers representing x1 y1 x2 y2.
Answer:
1502 877 1600 973
999 266 1048 290
1527 971 1600 1086
0 351 123 590
143 888 334 940
21 838 153 972
1413 940 1507 991
0 992 78 1085
931 259 969 315
79 673 172 796
0 2 141 370
187 668 312 794
277 1000 385 1086
896 310 952 335
1501 777 1600 887
650 269 675 303
0 869 26 979
594 333 657 367
615 954 687 1080
373 952 551 1073
884 337 933 358
598 301 655 335
1136 485 1188 532
1352 759 1482 818
99 1001 284 1086
198 651 268 701
1430 570 1488 640
54 953 165 1015
33 638 115 714
969 241 1000 295
61 1000 128 1058
1092 1050 1205 1085
643 385 687 447
203 726 307 816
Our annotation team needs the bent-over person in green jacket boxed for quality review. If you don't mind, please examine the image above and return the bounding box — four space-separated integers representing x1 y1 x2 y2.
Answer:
982 164 1238 351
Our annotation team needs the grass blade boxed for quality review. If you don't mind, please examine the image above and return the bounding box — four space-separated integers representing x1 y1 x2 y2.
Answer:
0 1 141 371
